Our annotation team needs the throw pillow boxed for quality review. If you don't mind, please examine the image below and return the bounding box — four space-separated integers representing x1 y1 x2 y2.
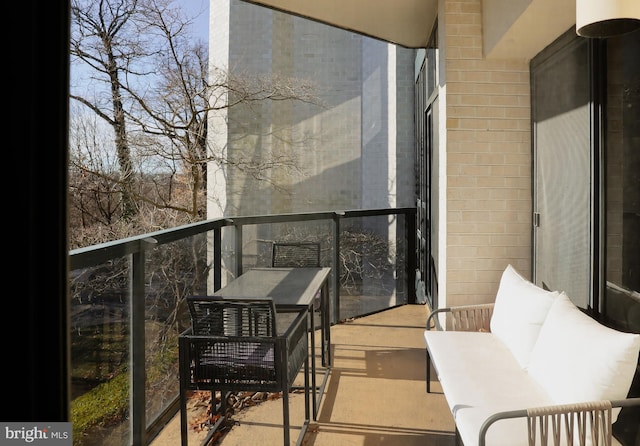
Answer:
489 264 558 368
527 292 640 422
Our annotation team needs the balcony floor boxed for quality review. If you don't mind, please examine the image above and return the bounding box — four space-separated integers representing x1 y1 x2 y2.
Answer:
152 304 456 446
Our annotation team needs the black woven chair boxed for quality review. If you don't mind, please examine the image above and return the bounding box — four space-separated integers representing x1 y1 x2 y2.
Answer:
179 296 310 446
272 241 322 314
271 242 321 268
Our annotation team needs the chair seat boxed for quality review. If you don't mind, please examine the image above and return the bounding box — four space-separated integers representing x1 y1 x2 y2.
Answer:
193 341 276 384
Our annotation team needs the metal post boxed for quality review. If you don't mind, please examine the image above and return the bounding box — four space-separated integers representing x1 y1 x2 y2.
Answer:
131 237 156 445
332 212 344 324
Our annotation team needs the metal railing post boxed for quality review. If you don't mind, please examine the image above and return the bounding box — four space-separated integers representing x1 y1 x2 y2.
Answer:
332 211 344 324
234 223 243 277
131 237 156 446
406 211 417 304
213 227 222 291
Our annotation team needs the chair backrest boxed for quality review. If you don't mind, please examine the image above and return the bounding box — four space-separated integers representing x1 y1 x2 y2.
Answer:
187 295 277 337
271 241 321 268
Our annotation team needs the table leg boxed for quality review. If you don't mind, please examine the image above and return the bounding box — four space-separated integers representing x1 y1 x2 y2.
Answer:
309 307 317 420
322 280 331 367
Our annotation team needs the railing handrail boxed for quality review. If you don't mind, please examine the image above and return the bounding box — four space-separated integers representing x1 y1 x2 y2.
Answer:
69 207 416 270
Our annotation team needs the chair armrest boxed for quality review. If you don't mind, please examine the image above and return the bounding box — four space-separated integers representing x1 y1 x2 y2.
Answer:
478 398 640 446
426 303 495 332
426 307 451 331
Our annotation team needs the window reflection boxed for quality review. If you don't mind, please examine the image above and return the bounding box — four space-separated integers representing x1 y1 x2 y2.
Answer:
604 30 640 333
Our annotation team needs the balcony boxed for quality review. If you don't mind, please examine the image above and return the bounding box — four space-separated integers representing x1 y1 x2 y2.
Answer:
69 207 421 445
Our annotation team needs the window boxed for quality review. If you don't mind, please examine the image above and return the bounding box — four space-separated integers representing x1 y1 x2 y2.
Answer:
531 31 592 308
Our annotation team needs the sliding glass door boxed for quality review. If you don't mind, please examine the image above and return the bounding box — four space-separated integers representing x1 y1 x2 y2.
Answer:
531 30 593 309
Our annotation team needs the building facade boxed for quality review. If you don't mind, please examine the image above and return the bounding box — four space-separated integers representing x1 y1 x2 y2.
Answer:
207 0 416 219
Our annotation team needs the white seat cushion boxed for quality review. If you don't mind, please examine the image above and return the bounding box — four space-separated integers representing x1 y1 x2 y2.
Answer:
424 330 553 445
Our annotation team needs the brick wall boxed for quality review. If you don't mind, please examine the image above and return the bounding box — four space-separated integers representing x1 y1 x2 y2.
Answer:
444 0 532 306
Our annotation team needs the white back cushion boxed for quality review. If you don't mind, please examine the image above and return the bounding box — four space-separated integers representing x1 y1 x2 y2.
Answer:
527 292 640 422
490 264 558 368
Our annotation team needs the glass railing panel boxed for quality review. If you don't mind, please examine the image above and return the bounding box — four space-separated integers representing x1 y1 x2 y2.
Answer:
69 257 132 446
338 214 408 321
143 232 210 429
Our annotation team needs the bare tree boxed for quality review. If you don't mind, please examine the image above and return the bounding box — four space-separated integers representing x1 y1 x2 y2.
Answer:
69 0 156 220
69 0 323 238
129 0 323 213
68 106 121 230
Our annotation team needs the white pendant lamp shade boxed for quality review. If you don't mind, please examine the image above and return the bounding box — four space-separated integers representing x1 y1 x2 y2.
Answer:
576 0 640 38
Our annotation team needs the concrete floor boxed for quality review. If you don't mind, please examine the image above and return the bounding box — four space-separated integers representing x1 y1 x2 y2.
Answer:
152 304 456 446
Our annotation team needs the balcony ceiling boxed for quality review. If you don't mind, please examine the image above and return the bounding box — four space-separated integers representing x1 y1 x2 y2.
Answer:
238 0 438 48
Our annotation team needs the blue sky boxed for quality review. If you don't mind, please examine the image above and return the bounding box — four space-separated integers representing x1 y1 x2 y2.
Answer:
184 0 209 40
70 0 210 91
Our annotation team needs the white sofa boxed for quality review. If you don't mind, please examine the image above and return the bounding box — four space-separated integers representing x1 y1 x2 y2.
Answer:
424 265 640 446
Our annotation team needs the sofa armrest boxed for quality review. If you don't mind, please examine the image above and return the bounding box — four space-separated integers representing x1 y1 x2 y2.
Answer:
478 398 640 446
426 303 495 332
